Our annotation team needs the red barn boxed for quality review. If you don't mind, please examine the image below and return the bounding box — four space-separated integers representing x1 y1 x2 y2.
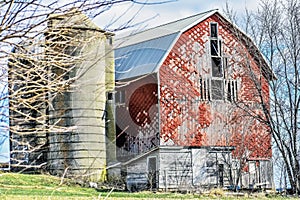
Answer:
114 10 273 190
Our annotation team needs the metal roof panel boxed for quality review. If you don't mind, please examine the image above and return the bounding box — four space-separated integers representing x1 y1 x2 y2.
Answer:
115 33 179 80
115 9 218 48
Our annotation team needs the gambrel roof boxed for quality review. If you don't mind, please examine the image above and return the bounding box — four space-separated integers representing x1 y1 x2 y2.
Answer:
115 9 218 80
115 9 274 81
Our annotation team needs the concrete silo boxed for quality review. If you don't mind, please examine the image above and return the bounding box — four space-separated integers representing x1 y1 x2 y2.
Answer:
46 9 115 181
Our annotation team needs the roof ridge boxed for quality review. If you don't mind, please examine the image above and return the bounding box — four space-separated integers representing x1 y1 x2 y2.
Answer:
150 9 217 29
117 9 219 40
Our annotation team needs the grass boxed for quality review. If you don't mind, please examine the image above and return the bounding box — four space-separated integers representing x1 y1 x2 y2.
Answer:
0 172 292 199
0 173 99 199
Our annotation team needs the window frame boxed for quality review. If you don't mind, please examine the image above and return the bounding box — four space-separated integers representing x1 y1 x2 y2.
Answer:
115 90 125 105
210 78 224 101
210 22 218 38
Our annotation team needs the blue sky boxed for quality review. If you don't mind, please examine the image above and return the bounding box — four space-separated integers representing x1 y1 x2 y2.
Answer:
93 0 261 34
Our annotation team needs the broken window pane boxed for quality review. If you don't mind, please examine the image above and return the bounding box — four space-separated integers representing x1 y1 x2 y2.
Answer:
210 39 218 56
211 57 223 77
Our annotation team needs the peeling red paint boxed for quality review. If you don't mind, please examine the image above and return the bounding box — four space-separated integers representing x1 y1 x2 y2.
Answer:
116 13 272 164
159 14 272 162
191 130 207 146
198 103 212 128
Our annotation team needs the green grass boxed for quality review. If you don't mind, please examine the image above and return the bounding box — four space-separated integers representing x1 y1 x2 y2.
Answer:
0 173 100 198
0 173 291 199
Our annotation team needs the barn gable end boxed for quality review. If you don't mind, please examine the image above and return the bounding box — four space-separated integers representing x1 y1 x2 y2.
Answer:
115 10 273 190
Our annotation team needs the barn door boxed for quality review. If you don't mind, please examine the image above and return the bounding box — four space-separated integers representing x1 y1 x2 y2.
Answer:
218 163 224 187
147 156 157 189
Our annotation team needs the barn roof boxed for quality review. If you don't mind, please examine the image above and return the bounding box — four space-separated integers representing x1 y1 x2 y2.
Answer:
115 9 218 80
115 9 274 81
115 33 178 80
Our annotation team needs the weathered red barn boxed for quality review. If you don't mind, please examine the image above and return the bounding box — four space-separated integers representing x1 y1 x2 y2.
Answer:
114 10 273 190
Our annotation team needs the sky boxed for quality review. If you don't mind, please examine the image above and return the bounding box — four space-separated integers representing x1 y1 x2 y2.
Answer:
93 0 262 35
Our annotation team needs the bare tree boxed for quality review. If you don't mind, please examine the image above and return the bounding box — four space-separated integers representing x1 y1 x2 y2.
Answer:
0 0 174 179
225 0 300 194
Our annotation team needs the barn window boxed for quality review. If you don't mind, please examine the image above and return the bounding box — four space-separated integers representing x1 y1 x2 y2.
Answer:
211 57 223 77
108 36 113 46
210 22 223 78
210 39 222 55
211 79 224 100
210 23 218 38
223 57 228 69
107 92 113 101
115 90 125 104
199 22 239 102
210 40 218 56
200 78 210 100
225 79 238 102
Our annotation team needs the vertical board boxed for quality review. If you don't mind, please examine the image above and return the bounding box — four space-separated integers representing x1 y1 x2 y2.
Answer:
158 147 192 190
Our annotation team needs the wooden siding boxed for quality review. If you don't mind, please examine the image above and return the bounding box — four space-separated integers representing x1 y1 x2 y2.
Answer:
191 148 233 187
159 13 272 161
158 147 233 190
159 147 192 190
124 147 272 190
125 149 159 191
117 12 273 190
